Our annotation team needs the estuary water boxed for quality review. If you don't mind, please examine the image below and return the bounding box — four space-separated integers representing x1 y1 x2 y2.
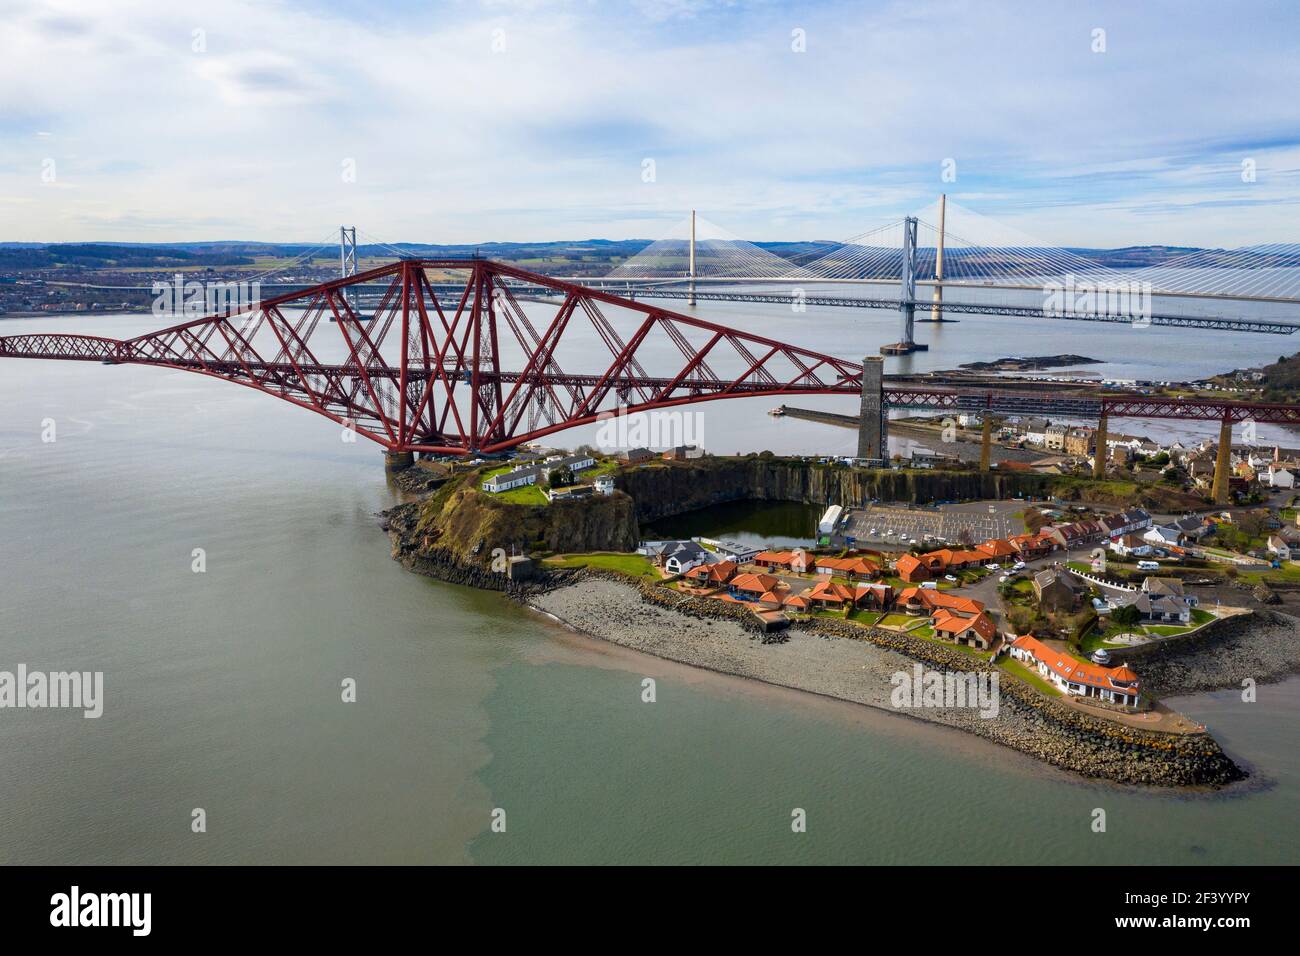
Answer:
0 308 1297 865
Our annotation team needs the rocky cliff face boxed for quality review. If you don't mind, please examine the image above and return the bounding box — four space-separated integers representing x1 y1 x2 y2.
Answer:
618 458 1051 523
387 473 639 565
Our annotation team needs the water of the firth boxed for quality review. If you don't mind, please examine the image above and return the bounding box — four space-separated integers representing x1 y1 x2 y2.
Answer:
1 299 1297 864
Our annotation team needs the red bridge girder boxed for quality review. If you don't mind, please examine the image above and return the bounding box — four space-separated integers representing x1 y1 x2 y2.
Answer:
2 259 1298 452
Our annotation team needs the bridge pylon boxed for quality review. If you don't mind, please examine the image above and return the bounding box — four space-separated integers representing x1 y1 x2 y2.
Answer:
881 217 928 355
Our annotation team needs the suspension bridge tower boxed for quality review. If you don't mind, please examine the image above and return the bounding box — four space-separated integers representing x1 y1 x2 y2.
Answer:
687 209 697 306
880 216 928 355
920 193 945 323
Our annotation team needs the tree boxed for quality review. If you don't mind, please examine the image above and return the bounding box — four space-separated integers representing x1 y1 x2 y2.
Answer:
1110 603 1140 626
547 466 574 488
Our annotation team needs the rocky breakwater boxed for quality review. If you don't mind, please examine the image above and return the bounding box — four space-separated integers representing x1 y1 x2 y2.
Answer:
800 618 1245 787
529 574 1246 788
1110 609 1300 696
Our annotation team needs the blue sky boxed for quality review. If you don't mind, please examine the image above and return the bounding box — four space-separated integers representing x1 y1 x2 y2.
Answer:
2 0 1298 247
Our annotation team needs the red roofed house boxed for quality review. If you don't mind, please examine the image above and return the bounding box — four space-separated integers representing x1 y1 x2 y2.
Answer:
728 572 782 600
854 582 894 610
975 538 1017 562
684 560 738 587
1008 635 1143 707
805 579 859 609
895 553 928 583
932 609 997 650
814 556 880 581
754 550 808 572
897 587 985 618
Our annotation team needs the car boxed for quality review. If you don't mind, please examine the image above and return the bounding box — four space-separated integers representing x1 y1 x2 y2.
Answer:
1012 561 1026 571
999 574 1009 582
986 563 1000 571
919 581 938 590
943 574 958 582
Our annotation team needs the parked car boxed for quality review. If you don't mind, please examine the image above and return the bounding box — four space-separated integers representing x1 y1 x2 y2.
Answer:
944 574 958 582
920 581 938 590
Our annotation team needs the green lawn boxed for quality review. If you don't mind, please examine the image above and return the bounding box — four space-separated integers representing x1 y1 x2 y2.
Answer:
478 458 619 507
997 657 1061 697
478 465 550 505
1190 608 1215 625
544 552 657 578
1238 564 1300 585
880 613 914 628
847 609 883 626
910 624 935 638
1144 623 1193 637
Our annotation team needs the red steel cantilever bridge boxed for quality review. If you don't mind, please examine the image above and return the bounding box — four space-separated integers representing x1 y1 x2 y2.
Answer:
2 259 1299 460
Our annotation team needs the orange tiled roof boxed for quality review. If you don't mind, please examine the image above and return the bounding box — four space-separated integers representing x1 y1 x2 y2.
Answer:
686 560 737 583
976 538 1017 558
934 609 995 640
1009 635 1141 694
730 572 780 594
805 579 858 603
897 587 985 616
815 556 880 576
895 553 924 575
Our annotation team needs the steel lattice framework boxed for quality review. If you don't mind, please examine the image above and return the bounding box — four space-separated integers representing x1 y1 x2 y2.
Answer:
3 260 1299 453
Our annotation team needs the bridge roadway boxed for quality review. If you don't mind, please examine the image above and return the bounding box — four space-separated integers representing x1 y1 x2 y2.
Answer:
37 279 1300 334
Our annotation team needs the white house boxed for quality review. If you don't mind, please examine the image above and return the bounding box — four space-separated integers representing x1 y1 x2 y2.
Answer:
594 475 615 496
482 466 540 493
1007 635 1142 708
1262 465 1295 489
699 538 762 564
660 541 710 575
1267 535 1294 561
1022 418 1050 445
1143 525 1183 547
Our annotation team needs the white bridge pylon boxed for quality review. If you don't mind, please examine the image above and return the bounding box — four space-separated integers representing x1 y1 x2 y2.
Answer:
604 201 1300 303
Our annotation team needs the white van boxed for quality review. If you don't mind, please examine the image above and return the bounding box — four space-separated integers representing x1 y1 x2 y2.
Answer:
919 581 938 590
1136 560 1160 571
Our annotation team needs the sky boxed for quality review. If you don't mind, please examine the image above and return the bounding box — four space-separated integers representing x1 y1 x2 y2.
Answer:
1 0 1299 249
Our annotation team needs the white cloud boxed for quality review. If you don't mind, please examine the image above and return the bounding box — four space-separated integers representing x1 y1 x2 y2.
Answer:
0 0 1296 247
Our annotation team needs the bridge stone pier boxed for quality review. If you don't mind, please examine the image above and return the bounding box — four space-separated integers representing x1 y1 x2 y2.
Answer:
856 356 888 465
384 450 415 471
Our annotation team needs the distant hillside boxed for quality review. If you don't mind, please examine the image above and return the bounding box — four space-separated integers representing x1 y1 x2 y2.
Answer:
0 244 253 270
1260 352 1300 400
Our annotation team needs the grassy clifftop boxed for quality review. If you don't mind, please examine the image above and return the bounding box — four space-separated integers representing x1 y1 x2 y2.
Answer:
404 471 639 562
